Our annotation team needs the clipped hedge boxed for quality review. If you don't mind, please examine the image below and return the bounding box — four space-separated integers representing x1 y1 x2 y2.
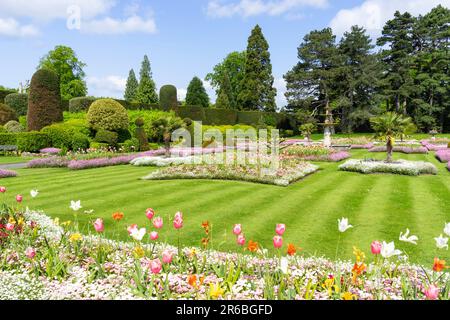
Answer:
41 124 73 149
159 85 178 110
4 93 28 116
71 132 90 151
174 106 205 122
16 132 50 152
69 97 97 113
0 133 18 145
203 108 237 125
0 103 18 125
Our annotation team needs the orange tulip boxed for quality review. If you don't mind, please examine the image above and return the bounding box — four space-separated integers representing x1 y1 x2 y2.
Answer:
112 212 124 221
247 240 259 252
433 257 446 272
287 243 297 256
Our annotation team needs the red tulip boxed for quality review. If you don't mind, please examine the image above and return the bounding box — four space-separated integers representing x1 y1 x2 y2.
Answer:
273 235 283 248
233 224 242 235
149 258 162 274
371 241 382 255
237 234 246 246
93 218 104 233
145 208 155 220
162 250 173 264
153 217 163 229
16 194 22 203
150 231 159 240
275 224 286 236
0 186 6 193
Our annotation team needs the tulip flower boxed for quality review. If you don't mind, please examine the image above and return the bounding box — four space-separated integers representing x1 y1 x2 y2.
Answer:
70 200 82 211
93 218 104 233
174 211 183 220
16 194 23 203
338 218 353 233
25 247 36 259
127 224 138 234
149 258 162 274
162 250 173 264
370 241 382 255
5 223 14 231
173 214 183 229
153 217 163 229
150 231 159 240
273 235 283 248
433 257 446 272
399 229 418 245
275 224 286 236
145 208 155 220
444 222 450 237
287 243 297 256
380 241 402 258
424 285 439 300
434 235 449 250
130 227 146 241
30 190 39 198
236 234 245 246
233 224 242 235
0 186 6 193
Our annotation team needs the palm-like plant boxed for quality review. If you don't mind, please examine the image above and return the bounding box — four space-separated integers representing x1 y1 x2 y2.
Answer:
370 112 415 162
153 115 185 157
299 123 317 142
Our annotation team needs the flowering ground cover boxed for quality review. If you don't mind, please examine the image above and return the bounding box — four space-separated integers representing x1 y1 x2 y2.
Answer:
281 145 350 162
421 140 449 151
368 146 428 154
339 159 437 176
0 203 448 300
436 149 450 163
0 169 17 178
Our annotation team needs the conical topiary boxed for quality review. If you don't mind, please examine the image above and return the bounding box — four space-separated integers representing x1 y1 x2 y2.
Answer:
159 85 178 110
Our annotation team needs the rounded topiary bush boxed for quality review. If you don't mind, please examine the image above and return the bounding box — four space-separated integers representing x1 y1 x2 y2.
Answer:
17 132 50 152
159 85 178 110
41 124 73 149
0 103 18 125
87 99 129 132
71 132 90 151
4 93 28 116
94 129 119 146
4 120 24 133
69 97 96 113
27 69 63 131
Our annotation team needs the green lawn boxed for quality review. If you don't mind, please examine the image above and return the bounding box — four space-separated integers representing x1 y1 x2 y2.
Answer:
3 149 449 264
291 133 450 141
0 156 33 164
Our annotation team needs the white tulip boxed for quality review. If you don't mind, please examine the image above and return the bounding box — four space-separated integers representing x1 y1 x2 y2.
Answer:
380 241 402 258
338 217 353 233
434 235 449 250
444 222 450 237
30 190 39 198
131 228 146 241
70 200 82 211
399 229 418 245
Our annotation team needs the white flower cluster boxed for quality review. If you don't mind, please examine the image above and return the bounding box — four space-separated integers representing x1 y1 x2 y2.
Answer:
130 156 200 167
0 271 47 300
339 159 437 176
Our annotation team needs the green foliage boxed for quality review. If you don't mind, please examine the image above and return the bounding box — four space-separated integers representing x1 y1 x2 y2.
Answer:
152 114 185 155
203 108 237 125
128 109 176 142
4 93 28 116
87 99 129 132
124 69 139 102
186 77 210 108
17 132 50 152
0 133 17 145
0 88 17 102
71 132 90 151
38 45 87 100
238 25 277 112
206 51 246 110
41 124 73 149
94 129 118 146
123 137 140 152
299 123 317 140
159 85 178 110
69 97 96 113
136 55 158 104
27 68 63 131
0 103 18 125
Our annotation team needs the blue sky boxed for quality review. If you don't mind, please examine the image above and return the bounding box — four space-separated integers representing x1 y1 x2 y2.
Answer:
0 0 448 108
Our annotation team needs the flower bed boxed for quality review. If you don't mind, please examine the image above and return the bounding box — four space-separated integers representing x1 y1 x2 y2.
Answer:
27 157 70 168
0 206 448 300
421 140 449 151
0 169 17 178
142 160 319 186
281 145 350 162
435 149 450 163
351 143 374 149
131 156 198 167
368 146 428 154
339 159 437 176
39 148 61 155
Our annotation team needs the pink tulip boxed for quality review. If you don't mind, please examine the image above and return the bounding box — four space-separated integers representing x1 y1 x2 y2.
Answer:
127 224 138 234
237 234 246 246
150 231 159 240
25 247 36 259
162 250 173 264
5 223 14 231
175 211 183 220
153 217 163 229
233 224 242 235
173 217 183 229
0 186 6 193
149 258 162 274
275 224 286 236
93 218 104 233
424 285 439 300
371 241 382 255
145 208 155 220
16 194 22 203
273 235 283 248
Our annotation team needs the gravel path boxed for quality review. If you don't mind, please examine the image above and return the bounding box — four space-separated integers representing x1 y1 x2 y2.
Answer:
0 162 28 169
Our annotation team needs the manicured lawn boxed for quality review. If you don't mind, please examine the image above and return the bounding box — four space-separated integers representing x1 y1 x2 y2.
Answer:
0 156 34 164
291 133 450 141
3 149 449 264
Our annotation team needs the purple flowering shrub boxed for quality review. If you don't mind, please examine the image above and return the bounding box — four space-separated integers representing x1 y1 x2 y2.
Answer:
368 146 428 154
435 149 450 163
27 157 69 168
0 169 17 178
40 148 61 155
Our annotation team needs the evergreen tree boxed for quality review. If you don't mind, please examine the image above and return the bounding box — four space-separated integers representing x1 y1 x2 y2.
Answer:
215 73 233 109
186 76 210 108
124 69 138 102
377 11 417 114
237 25 277 112
337 26 382 132
136 55 158 104
284 28 342 122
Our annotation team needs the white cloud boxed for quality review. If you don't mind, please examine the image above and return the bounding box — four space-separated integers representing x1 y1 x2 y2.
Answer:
0 18 40 37
80 15 157 35
178 88 187 101
87 75 126 98
330 0 450 38
0 0 115 21
207 0 328 18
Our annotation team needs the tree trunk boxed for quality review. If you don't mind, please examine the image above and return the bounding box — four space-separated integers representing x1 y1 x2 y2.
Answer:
163 132 171 157
386 137 393 163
